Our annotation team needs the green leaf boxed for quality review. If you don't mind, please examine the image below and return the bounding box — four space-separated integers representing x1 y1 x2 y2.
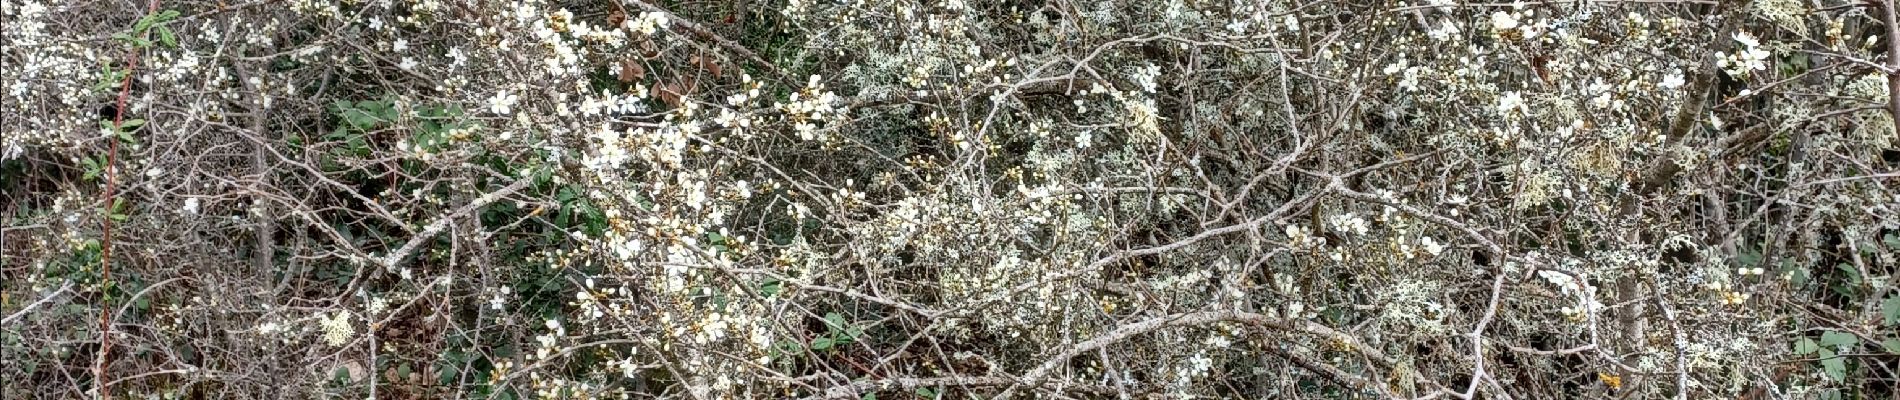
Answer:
1794 338 1819 355
1818 348 1846 381
1735 251 1762 267
440 364 459 385
80 156 101 181
1835 263 1860 284
119 119 145 130
133 15 157 33
1819 330 1858 349
107 198 130 221
915 388 938 399
1882 338 1900 355
862 393 875 400
774 339 804 355
1785 259 1809 287
759 278 782 297
1883 233 1900 250
157 26 176 48
824 312 846 332
810 337 834 350
115 128 135 145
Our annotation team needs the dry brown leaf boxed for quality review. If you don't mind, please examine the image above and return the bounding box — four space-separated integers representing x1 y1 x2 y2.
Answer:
653 82 682 108
617 59 644 83
695 55 723 78
638 39 660 59
607 10 627 27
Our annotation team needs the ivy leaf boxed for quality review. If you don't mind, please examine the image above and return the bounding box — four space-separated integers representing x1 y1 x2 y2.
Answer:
759 278 782 297
1819 330 1858 349
438 364 459 386
1794 338 1818 355
824 312 847 332
1818 348 1846 381
810 337 833 350
1883 338 1900 355
845 325 864 340
1835 263 1861 284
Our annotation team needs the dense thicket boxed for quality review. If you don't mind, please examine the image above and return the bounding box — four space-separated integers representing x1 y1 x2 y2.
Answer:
4 0 1898 398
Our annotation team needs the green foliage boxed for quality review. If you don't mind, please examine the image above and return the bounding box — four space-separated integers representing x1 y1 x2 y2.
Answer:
1796 331 1862 382
810 311 866 351
114 9 179 49
332 99 399 132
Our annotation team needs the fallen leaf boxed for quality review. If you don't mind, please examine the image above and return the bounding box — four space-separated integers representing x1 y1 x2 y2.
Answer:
608 10 627 27
618 59 644 83
638 39 660 59
653 82 682 108
696 55 723 78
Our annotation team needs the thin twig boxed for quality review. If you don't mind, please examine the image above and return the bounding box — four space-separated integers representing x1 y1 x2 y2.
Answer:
621 0 793 86
2 281 74 325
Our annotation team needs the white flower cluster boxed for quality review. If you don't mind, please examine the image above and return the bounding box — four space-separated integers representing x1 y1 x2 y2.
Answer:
1496 91 1528 118
1327 212 1370 236
779 75 843 141
1428 20 1461 42
533 319 566 360
1383 57 1426 92
1718 32 1771 78
623 11 669 36
1132 63 1162 94
487 89 520 115
1408 236 1446 258
1490 11 1542 39
571 279 634 322
1283 224 1319 249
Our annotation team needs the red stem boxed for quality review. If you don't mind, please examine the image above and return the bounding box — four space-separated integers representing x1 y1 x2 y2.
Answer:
96 1 162 398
